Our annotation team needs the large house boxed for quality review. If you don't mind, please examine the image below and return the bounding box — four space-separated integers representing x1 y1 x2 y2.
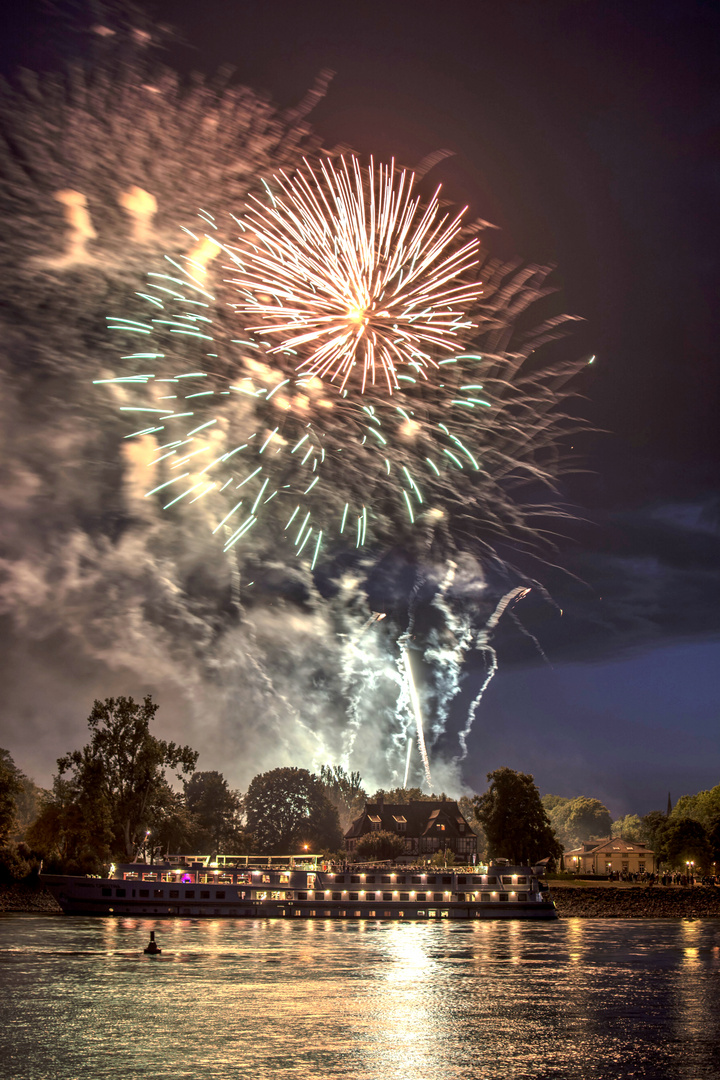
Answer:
344 796 478 859
563 836 656 875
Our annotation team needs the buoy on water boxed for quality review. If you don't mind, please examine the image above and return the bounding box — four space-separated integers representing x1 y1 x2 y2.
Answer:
144 931 162 955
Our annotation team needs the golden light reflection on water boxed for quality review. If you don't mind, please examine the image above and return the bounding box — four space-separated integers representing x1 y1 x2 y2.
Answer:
2 917 720 1079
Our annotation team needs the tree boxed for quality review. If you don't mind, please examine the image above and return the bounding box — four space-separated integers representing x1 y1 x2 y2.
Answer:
663 817 711 872
57 696 198 860
184 771 245 853
640 810 670 855
12 773 45 843
672 785 720 830
474 767 562 866
319 765 367 833
371 787 443 804
355 830 406 862
457 795 488 860
26 773 113 873
0 749 23 843
707 816 720 868
244 767 343 854
563 798 612 844
611 814 644 843
542 794 612 848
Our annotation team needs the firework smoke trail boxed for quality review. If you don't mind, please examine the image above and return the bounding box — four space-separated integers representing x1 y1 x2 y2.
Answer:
400 643 432 787
425 559 475 739
456 586 531 760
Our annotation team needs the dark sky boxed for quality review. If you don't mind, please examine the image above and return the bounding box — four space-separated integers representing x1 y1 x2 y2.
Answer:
3 0 719 815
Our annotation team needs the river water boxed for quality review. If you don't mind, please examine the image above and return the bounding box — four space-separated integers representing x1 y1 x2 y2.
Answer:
2 915 720 1079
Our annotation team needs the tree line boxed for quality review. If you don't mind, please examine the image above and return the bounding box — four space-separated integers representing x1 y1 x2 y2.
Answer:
2 696 719 880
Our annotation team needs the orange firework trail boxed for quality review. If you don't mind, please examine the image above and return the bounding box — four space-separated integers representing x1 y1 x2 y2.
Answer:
228 156 482 392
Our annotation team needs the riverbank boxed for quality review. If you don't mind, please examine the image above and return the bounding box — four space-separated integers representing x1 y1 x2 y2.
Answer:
551 883 720 918
0 883 62 914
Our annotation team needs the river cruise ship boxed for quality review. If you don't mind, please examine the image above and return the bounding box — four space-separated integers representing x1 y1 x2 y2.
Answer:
42 854 557 920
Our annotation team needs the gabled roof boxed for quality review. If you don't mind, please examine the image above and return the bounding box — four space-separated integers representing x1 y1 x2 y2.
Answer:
344 800 472 840
564 836 654 857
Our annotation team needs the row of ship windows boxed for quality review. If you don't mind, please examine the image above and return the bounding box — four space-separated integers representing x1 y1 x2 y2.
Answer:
335 875 527 885
120 873 527 887
105 887 530 902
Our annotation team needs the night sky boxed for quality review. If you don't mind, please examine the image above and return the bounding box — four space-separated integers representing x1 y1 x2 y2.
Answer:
2 0 719 815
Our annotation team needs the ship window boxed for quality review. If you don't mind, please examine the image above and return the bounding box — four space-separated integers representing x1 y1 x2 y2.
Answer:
216 891 226 900
428 909 437 917
518 893 528 902
332 892 341 901
417 893 427 901
499 894 509 901
200 891 210 899
115 888 126 898
368 910 376 918
411 876 422 884
295 910 302 916
433 893 443 902
457 876 467 884
279 873 290 884
154 889 163 898
486 876 497 885
169 890 179 899
383 893 392 902
400 893 409 902
481 893 492 901
262 875 271 883
350 893 359 901
417 910 427 916
185 890 195 899
384 911 393 918
102 888 111 897
365 875 375 884
502 876 513 885
472 877 482 884
298 892 307 900
426 876 437 884
381 876 391 884
139 889 149 898
442 877 452 885
457 893 466 901
324 910 333 917
351 875 361 883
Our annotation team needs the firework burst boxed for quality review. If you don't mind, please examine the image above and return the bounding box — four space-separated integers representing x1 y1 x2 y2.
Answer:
230 156 482 392
105 204 585 572
102 155 589 789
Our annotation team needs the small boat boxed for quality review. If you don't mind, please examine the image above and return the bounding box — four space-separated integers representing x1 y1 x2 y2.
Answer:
42 854 557 920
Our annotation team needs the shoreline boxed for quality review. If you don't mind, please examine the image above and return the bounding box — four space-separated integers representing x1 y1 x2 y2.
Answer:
550 884 720 919
3 882 720 919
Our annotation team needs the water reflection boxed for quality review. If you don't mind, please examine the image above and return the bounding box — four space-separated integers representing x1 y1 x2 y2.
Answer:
1 916 719 1078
